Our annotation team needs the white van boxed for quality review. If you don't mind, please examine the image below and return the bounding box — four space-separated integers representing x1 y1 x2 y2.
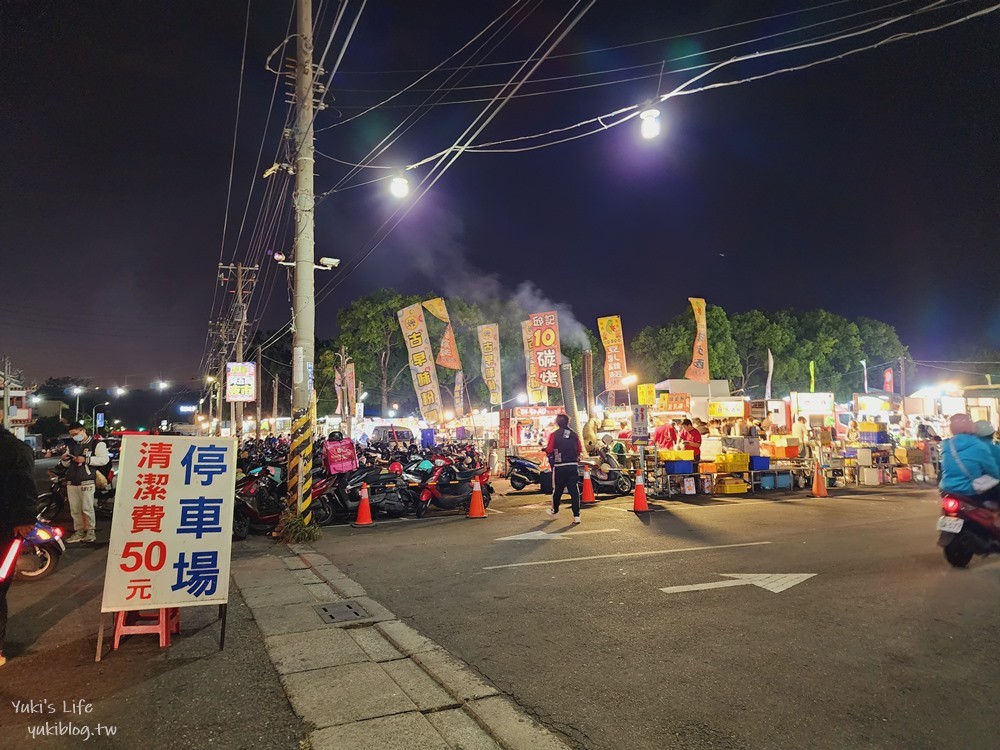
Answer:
370 425 415 444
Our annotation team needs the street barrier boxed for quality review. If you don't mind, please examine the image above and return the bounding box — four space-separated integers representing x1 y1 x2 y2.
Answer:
632 468 650 513
467 479 487 519
581 465 597 505
352 482 376 527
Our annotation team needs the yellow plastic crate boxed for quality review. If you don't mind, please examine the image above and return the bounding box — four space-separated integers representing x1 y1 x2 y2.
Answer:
658 449 695 461
716 481 749 494
859 422 880 432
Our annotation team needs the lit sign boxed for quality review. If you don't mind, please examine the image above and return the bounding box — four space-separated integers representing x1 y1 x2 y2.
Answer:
794 392 835 413
178 405 197 414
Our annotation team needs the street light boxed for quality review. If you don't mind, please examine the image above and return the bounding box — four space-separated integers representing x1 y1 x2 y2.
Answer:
30 395 41 405
390 176 410 198
156 381 169 391
621 374 638 410
72 386 83 421
115 387 127 396
359 391 369 402
639 107 661 139
388 410 397 418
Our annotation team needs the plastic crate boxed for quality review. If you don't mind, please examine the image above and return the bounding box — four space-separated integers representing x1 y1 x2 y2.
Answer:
698 462 717 474
749 456 770 471
859 432 880 444
759 473 793 490
664 461 694 475
859 422 880 432
658 449 695 461
717 481 749 494
772 446 799 459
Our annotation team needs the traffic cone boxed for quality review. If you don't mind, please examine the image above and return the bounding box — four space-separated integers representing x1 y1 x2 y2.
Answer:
352 482 376 527
467 479 488 519
810 461 828 498
632 469 650 513
581 465 597 505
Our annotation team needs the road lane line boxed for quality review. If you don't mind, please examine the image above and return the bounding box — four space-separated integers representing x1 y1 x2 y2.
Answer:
562 528 619 536
487 508 505 514
481 541 771 570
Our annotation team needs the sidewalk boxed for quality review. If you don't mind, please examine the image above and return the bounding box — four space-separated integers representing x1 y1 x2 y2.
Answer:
231 542 571 750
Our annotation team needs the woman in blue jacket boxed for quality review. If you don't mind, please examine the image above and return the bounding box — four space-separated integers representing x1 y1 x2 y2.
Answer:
940 414 1000 500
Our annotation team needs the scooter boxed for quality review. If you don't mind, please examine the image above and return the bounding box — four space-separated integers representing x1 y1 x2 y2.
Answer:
318 463 417 522
937 491 1000 567
579 449 633 496
410 459 492 518
36 466 115 523
506 455 543 491
4 521 66 582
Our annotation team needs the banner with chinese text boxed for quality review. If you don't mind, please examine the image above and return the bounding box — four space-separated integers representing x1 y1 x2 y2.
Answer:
101 436 236 612
597 315 627 392
436 324 462 370
477 324 502 406
346 362 357 416
398 303 443 424
226 362 256 403
883 367 895 393
683 298 709 383
658 393 691 413
521 320 547 405
454 371 465 417
637 383 656 406
422 297 450 323
527 311 561 389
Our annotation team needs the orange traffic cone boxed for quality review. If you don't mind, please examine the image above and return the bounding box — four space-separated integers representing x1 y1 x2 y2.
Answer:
467 479 488 519
352 482 376 527
581 465 597 505
810 461 828 498
632 469 650 513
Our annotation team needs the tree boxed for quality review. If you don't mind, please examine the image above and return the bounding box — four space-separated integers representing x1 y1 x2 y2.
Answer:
630 304 741 385
730 311 796 394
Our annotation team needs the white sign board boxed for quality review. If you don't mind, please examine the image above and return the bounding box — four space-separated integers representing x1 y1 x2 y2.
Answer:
101 436 237 613
631 405 650 440
226 362 256 403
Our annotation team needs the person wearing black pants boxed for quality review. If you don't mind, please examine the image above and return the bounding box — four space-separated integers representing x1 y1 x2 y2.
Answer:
545 414 584 524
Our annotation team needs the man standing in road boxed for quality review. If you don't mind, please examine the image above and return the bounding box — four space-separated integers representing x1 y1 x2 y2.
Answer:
1 426 39 667
60 422 110 543
545 413 584 524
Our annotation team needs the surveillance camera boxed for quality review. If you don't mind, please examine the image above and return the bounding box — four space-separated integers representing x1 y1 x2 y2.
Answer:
319 257 341 268
273 252 286 262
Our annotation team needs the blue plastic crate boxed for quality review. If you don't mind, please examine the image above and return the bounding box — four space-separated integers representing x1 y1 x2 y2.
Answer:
760 472 793 490
750 456 770 471
663 460 694 474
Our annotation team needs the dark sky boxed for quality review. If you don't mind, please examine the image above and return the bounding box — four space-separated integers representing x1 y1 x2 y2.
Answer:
2 0 998 387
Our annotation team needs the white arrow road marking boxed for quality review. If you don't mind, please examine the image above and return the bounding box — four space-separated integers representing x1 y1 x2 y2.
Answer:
660 573 815 594
482 541 771 569
494 528 619 541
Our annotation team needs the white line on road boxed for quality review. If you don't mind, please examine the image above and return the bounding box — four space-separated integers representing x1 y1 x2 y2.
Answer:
487 508 505 514
481 541 771 570
564 528 620 536
494 528 620 542
660 573 816 594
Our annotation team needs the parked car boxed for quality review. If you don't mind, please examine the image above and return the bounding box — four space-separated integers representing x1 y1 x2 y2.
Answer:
370 425 415 444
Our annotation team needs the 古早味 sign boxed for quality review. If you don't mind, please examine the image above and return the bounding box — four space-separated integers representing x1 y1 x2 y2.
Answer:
398 302 443 424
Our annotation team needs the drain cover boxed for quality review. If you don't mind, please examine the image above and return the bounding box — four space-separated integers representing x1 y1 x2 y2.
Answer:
315 602 369 624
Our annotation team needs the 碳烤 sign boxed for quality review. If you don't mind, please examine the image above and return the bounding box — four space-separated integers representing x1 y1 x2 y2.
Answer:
527 311 562 389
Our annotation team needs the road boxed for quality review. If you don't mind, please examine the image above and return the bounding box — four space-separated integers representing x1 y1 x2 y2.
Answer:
311 484 1000 750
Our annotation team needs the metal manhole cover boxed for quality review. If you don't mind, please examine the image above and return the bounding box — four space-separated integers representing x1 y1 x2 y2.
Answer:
315 602 369 624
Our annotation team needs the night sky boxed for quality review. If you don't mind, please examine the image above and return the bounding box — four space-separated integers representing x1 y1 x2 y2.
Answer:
2 0 998 388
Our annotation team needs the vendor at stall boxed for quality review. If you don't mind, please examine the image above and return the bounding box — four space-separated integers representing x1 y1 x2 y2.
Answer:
652 417 677 449
679 419 702 461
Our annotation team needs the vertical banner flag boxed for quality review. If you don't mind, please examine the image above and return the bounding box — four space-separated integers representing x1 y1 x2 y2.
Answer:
522 320 547 405
883 367 895 393
454 371 465 417
346 362 357 416
765 349 774 399
597 315 627 392
477 324 502 406
809 360 816 393
398 303 443 424
527 311 562 389
683 298 709 383
423 297 462 370
101 435 236 612
422 297 450 323
861 360 869 394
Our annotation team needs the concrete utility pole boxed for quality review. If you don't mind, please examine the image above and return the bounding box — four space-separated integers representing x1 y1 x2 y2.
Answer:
291 0 315 413
2 356 11 431
899 357 907 408
219 262 257 439
217 360 225 437
273 374 279 427
256 344 262 439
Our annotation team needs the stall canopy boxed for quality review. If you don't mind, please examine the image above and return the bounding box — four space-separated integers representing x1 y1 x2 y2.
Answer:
654 379 732 397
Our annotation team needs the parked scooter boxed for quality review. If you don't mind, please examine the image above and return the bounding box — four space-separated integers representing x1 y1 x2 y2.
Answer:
409 457 491 518
579 448 633 496
36 466 115 523
937 491 1000 567
4 520 66 582
505 455 543 491
317 462 417 523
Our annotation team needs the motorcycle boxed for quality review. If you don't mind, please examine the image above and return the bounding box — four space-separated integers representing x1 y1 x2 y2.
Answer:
937 491 1000 567
233 461 288 539
408 457 492 518
37 466 116 523
316 463 417 523
505 455 543 491
4 521 66 582
579 449 633 496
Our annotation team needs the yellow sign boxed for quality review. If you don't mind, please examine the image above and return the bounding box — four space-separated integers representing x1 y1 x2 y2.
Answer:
521 320 547 405
477 324 502 406
398 303 443 424
658 393 691 412
683 297 709 383
597 315 627 392
637 383 656 406
422 297 450 323
707 400 748 419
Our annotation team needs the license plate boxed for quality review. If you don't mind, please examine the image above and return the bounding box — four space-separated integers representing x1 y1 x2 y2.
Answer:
937 516 964 533
56 539 66 552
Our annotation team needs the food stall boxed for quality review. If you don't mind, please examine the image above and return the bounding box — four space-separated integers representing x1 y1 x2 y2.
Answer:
499 405 564 466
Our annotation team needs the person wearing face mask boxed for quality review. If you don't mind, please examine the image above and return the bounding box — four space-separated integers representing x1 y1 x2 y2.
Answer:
59 422 110 543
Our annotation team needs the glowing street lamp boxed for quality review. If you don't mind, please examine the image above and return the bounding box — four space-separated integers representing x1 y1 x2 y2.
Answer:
621 374 638 410
156 381 169 391
72 386 84 421
639 108 661 139
389 176 410 199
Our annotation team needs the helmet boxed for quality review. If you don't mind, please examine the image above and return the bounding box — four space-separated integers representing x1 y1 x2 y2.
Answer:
974 420 996 438
388 461 403 474
328 431 343 441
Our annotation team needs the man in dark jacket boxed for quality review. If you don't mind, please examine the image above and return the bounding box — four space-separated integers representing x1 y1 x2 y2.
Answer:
545 414 584 524
1 426 39 667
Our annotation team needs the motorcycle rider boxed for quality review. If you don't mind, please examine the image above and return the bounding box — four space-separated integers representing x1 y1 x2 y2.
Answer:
60 422 110 543
1 426 39 667
939 414 1000 503
545 414 584 524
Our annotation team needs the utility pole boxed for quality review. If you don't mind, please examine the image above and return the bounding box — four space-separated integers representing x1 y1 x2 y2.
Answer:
291 0 315 414
256 344 262 438
899 356 907 408
217 360 225 437
273 374 279 428
219 263 257 439
2 356 11 431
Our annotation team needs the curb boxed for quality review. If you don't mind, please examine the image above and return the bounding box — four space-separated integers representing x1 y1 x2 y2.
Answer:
232 543 570 750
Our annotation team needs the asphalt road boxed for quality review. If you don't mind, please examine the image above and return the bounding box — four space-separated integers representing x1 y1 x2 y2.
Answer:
311 484 1000 750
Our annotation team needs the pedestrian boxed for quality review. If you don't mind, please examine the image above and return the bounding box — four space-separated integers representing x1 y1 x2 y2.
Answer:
545 413 584 524
792 416 811 459
1 426 39 667
59 422 110 543
678 419 703 461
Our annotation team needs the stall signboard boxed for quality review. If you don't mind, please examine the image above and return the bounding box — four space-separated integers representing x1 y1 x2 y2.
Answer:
101 435 236 612
631 405 650 443
794 392 835 414
637 383 656 406
527 311 562 389
707 400 749 419
883 367 895 393
597 315 628 392
658 393 691 413
513 406 564 419
454 371 465 417
499 409 511 449
521 321 547 405
477 324 502 406
226 362 255 403
397 303 443 424
683 298 709 383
